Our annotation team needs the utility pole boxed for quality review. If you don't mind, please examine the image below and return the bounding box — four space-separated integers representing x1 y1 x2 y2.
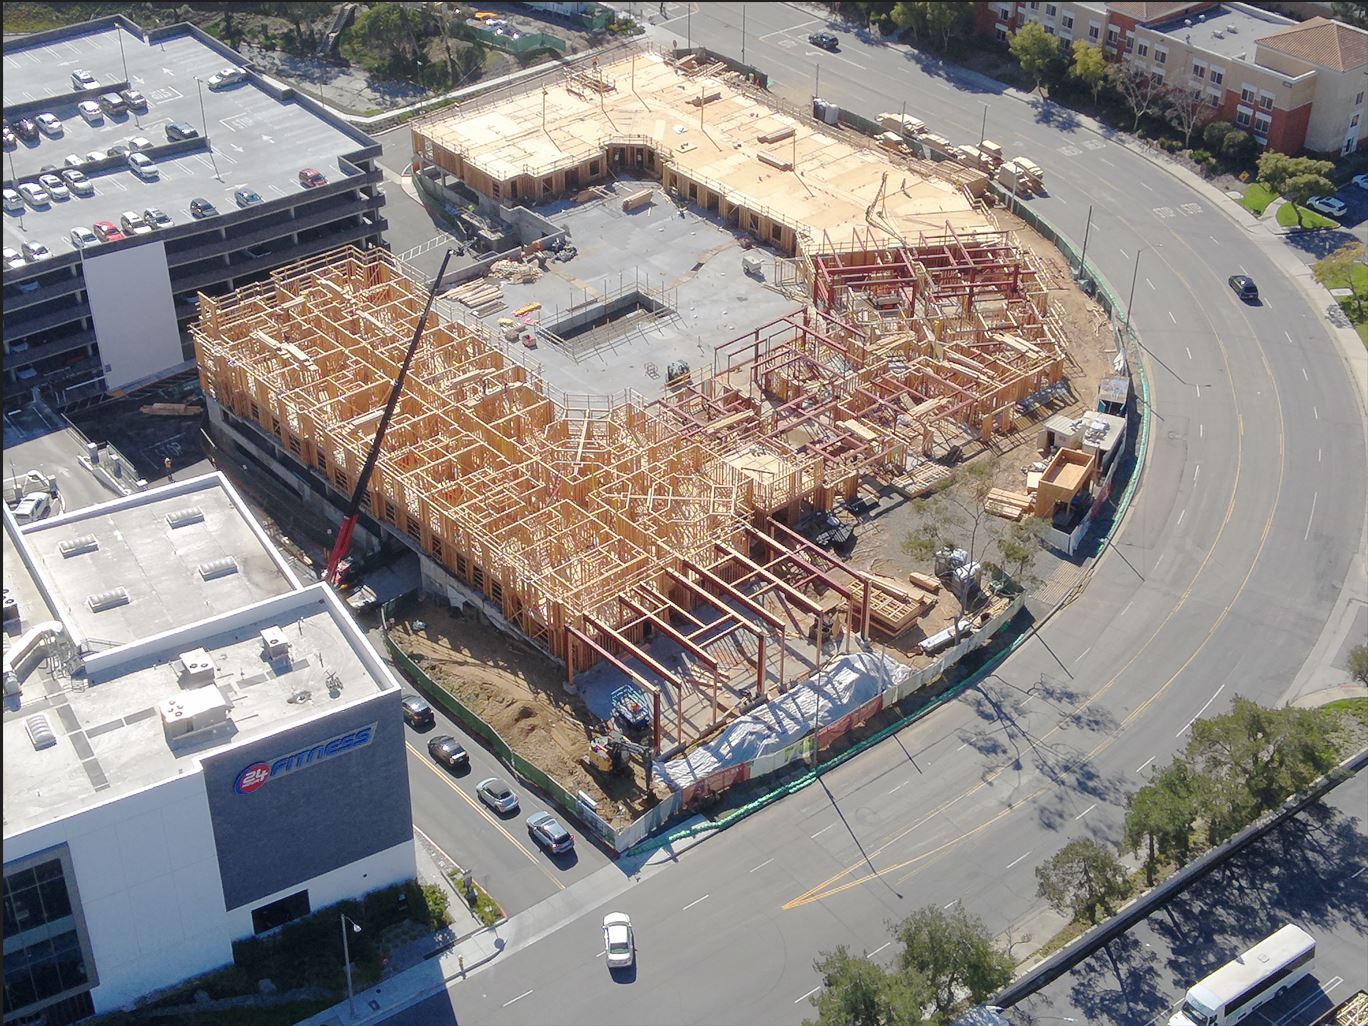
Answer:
687 5 692 48
815 64 820 98
116 26 139 129
741 3 747 66
978 103 988 148
1077 204 1093 277
1124 248 1143 336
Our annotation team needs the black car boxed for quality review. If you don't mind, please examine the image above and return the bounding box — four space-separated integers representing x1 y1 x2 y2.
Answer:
14 117 39 141
402 695 436 729
427 734 469 771
1227 274 1258 301
165 121 199 142
809 31 839 51
189 197 218 219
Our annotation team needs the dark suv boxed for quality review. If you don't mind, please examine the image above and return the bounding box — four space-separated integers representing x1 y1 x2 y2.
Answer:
809 31 839 51
402 695 435 729
1227 274 1258 302
165 121 199 142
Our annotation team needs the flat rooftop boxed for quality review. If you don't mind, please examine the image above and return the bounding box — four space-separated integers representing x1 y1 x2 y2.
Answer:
2 18 375 257
18 473 300 646
1151 4 1296 61
3 510 57 665
418 51 991 246
2 583 393 837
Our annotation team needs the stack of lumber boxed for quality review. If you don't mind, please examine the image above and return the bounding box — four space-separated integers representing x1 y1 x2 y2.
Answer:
985 488 1033 521
489 259 540 284
861 574 934 638
444 278 505 315
907 571 940 594
622 189 654 212
139 402 203 417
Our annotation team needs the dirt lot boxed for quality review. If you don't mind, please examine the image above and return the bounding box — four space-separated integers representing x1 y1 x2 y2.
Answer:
393 602 670 827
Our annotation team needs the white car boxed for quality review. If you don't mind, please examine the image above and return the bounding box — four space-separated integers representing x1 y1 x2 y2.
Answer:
602 913 635 968
128 136 153 152
35 113 63 136
21 240 51 262
63 154 86 168
84 150 106 164
127 153 158 179
2 188 21 212
37 174 70 201
18 182 50 207
2 246 24 268
207 66 247 89
78 100 103 124
71 68 99 90
119 210 153 236
474 777 519 814
70 225 99 250
1306 195 1347 218
1354 174 1368 191
60 168 94 196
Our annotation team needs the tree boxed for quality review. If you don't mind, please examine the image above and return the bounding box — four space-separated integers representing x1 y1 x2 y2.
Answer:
1069 41 1106 104
1165 87 1217 148
1333 1 1368 29
889 1 926 41
988 518 1046 592
1284 172 1337 227
1258 153 1335 227
1202 120 1234 152
1312 244 1367 320
270 2 316 48
1035 838 1131 924
1184 698 1341 844
1350 644 1368 686
1220 129 1258 167
894 905 1015 1018
922 1 975 53
1124 758 1198 885
1009 22 1059 94
803 946 932 1026
353 2 413 63
1110 62 1167 132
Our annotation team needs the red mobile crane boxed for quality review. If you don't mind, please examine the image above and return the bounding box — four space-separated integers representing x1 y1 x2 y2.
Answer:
323 249 454 586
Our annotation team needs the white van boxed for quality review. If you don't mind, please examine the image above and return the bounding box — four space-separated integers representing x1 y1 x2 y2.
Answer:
14 493 51 524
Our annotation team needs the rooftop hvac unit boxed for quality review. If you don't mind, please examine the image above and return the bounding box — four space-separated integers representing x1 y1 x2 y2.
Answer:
59 535 100 558
178 647 217 686
198 556 239 581
159 685 229 740
166 506 205 528
260 625 291 662
25 714 57 750
87 587 130 612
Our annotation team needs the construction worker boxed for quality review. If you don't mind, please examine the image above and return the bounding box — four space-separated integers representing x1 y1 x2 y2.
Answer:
163 456 173 481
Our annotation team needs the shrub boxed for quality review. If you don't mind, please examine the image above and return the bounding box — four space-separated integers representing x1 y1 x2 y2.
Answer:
1222 129 1258 166
1188 148 1213 164
1203 120 1235 151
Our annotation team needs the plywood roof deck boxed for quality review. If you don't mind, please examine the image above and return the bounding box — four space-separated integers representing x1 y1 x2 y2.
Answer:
413 51 992 248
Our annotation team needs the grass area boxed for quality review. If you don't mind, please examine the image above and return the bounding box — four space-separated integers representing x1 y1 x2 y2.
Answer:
1316 261 1368 292
1327 697 1368 732
448 870 504 927
1276 202 1339 229
1240 182 1278 216
1344 302 1368 347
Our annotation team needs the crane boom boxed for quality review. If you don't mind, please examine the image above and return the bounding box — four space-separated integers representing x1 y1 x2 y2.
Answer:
324 249 453 586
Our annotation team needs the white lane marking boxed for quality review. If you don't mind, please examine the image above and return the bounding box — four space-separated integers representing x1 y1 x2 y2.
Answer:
1178 684 1225 736
1302 366 1308 381
503 990 534 1007
889 779 910 794
870 941 891 957
1193 464 1200 484
1195 384 1201 399
1077 644 1093 662
795 985 822 1004
811 823 836 838
1100 157 1116 168
1185 346 1192 359
1318 447 1322 463
1136 756 1156 773
1120 599 1134 618
750 858 775 873
596 949 606 957
1073 803 1097 821
1146 278 1155 290
681 894 710 911
1286 331 1294 344
1169 310 1177 324
1119 247 1129 260
1005 850 1033 870
1176 508 1185 527
760 18 818 40
1200 423 1204 439
944 898 960 908
1314 406 1319 420
1351 867 1366 879
1304 491 1317 541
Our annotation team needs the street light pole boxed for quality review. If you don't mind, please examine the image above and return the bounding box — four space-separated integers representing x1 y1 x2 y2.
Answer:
1124 248 1143 336
687 5 691 48
115 25 140 130
195 77 221 181
1077 204 1093 276
815 63 820 98
978 103 989 147
340 914 361 1018
741 3 747 65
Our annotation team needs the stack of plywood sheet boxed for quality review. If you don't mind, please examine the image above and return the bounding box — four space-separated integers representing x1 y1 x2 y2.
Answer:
139 402 203 417
445 278 505 315
863 574 934 638
907 571 941 594
985 488 1033 521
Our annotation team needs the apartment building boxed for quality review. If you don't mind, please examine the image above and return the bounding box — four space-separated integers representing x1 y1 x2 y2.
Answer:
978 2 1368 154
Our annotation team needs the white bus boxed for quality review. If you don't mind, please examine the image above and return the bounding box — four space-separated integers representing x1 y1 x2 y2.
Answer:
1169 924 1316 1026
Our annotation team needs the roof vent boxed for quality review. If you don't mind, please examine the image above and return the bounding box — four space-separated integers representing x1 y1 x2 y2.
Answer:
59 534 100 557
166 506 205 528
1227 23 1237 32
198 556 239 581
260 625 291 662
25 714 57 750
88 587 130 612
1213 29 1224 37
178 647 217 686
159 686 230 740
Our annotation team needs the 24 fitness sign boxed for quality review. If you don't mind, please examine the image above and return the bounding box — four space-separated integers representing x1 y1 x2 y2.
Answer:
234 722 377 794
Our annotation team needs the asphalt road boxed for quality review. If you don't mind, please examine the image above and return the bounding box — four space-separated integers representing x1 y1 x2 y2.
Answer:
377 5 1367 1023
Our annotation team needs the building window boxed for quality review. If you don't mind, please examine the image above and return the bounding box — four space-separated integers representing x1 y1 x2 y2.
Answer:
1107 25 1119 45
1241 85 1256 103
999 5 1011 20
1029 1 1039 7
996 25 1008 42
1357 91 1365 106
1210 67 1224 86
1150 70 1164 86
1235 106 1252 128
1208 89 1223 104
1045 24 1054 34
1045 3 1056 15
1136 41 1149 58
1154 47 1167 64
1352 113 1361 128
3 853 94 1020
1259 92 1274 110
251 890 312 935
1125 31 1135 52
1089 22 1100 40
1192 62 1206 79
1254 112 1272 136
1060 13 1073 29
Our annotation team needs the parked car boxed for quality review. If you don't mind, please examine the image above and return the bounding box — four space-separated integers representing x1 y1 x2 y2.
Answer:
427 734 469 771
39 163 59 174
808 31 839 50
21 240 51 261
1227 274 1258 301
98 92 128 116
38 174 70 201
2 188 22 211
401 695 435 729
120 87 148 110
165 121 199 141
105 143 131 160
475 777 519 814
77 101 103 125
298 167 327 189
143 206 172 229
128 136 153 153
2 246 23 268
70 225 99 250
208 66 247 89
189 197 218 218
92 220 125 242
18 183 50 207
526 811 574 854
1 126 15 149
602 913 635 968
1354 173 1368 191
14 493 52 524
14 117 39 141
63 154 86 168
234 187 263 207
84 150 106 165
61 168 94 196
71 68 99 90
119 210 153 236
35 113 63 136
1306 195 1347 218
127 153 158 179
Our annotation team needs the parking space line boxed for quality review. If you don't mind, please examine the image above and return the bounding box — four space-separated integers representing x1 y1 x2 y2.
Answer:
795 985 821 1004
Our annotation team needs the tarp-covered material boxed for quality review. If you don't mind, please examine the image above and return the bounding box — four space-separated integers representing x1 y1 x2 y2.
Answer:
661 650 910 788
